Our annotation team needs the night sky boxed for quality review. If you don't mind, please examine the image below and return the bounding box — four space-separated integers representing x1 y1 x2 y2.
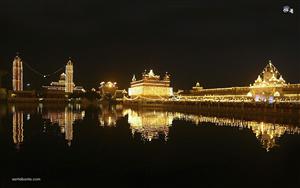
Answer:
0 0 299 90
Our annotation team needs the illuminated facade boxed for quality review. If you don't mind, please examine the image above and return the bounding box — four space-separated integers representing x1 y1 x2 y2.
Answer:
98 81 118 99
44 73 67 91
43 60 85 93
12 55 23 91
65 60 74 93
178 60 300 102
128 70 173 99
249 61 286 102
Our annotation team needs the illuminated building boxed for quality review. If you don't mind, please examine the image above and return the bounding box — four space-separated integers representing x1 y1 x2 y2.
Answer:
12 111 24 150
12 55 23 91
191 82 203 93
249 61 286 102
42 59 85 94
98 81 118 100
44 73 68 91
65 59 74 93
128 70 173 99
178 60 300 102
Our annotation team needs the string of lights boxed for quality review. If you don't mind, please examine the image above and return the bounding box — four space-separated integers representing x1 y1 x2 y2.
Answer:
23 61 64 78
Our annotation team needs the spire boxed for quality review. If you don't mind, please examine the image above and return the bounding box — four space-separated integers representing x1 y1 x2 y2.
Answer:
67 57 73 65
268 59 272 65
132 74 136 81
149 69 155 77
164 72 170 80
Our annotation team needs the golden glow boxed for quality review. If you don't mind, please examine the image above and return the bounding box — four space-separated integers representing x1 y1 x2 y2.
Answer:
12 111 24 150
65 60 74 93
42 105 85 146
123 109 172 141
128 69 173 98
98 105 123 126
123 108 300 151
12 55 23 91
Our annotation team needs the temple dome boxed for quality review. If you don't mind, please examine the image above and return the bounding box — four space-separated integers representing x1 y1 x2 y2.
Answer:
60 73 66 80
252 60 286 87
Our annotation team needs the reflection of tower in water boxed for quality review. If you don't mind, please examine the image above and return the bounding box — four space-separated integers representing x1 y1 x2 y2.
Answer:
12 111 24 150
42 105 85 147
64 107 74 146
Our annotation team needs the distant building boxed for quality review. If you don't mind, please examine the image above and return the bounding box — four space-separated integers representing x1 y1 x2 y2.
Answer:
178 60 300 102
42 59 85 95
12 55 23 91
128 69 173 99
249 61 287 102
65 60 74 93
98 81 117 100
44 73 68 91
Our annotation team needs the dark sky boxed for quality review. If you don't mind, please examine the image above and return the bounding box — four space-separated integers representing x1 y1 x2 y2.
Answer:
0 0 299 90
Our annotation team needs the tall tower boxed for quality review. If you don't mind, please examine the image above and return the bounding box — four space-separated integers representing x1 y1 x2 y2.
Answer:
65 59 74 93
12 55 23 91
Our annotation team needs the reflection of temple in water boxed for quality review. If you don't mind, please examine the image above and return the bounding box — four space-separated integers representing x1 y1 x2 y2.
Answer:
98 104 123 127
12 111 24 150
173 112 300 151
42 105 85 146
123 109 172 141
123 108 300 151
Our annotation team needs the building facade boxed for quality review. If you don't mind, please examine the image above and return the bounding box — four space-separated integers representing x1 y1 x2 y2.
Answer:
128 69 173 99
178 61 300 102
12 55 23 91
42 59 85 94
65 60 74 93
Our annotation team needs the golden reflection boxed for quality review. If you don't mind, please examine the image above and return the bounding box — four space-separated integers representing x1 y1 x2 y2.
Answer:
42 105 85 146
123 109 172 141
123 108 300 151
12 111 24 150
98 104 123 126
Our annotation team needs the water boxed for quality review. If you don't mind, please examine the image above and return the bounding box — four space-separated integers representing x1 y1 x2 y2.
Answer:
0 103 300 187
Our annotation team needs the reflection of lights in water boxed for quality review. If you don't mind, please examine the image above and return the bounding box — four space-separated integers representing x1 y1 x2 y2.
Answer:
123 108 300 151
124 109 172 141
12 112 24 150
42 105 85 147
98 105 123 127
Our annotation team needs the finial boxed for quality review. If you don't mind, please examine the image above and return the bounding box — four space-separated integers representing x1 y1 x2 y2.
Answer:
268 59 272 65
67 57 73 65
132 74 136 81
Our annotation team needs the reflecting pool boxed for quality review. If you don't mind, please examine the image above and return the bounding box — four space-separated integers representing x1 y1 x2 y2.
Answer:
0 103 300 187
